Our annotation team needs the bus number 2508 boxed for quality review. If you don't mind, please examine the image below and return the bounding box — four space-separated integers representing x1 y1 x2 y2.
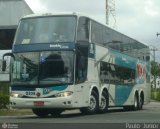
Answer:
26 91 35 95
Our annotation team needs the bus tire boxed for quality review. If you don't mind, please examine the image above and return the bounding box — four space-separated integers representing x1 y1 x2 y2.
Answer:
98 91 109 113
80 90 99 115
138 94 143 110
51 109 63 117
132 94 139 111
32 108 49 117
123 106 132 111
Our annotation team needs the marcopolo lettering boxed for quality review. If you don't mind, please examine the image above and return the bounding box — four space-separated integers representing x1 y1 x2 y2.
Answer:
49 44 69 49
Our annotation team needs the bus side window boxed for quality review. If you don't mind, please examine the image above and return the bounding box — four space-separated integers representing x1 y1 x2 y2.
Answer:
100 61 135 85
91 21 103 44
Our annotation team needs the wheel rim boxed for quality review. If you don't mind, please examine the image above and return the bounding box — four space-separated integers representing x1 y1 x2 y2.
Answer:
89 95 96 111
100 95 106 110
134 96 138 108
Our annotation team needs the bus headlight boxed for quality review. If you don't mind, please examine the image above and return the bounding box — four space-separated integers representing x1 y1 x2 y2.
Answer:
55 91 73 97
10 93 23 98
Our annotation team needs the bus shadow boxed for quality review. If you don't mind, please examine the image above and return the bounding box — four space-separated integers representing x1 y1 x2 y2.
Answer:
51 108 135 118
19 108 144 119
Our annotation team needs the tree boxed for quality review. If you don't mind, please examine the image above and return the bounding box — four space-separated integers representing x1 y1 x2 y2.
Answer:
151 61 160 89
151 61 160 77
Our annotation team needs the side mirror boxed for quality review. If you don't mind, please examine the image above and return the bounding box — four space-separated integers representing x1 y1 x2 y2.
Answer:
2 52 15 72
2 60 7 72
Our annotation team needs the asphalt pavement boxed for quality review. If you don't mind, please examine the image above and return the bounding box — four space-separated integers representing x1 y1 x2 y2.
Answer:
0 101 160 129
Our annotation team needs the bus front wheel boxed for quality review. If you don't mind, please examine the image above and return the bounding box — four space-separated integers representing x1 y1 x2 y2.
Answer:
80 90 99 114
32 108 49 117
50 109 64 117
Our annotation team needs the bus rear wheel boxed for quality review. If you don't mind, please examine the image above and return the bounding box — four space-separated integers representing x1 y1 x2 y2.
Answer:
124 94 141 111
138 94 143 110
80 90 99 114
132 94 139 111
32 108 49 117
98 91 109 113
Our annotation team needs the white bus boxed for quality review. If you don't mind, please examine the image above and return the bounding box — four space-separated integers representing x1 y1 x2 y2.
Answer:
2 13 150 117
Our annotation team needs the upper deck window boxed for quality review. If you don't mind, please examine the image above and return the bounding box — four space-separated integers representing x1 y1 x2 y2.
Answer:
77 17 90 42
14 16 76 44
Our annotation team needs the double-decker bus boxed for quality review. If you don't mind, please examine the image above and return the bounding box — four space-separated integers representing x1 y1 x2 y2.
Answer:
2 13 150 117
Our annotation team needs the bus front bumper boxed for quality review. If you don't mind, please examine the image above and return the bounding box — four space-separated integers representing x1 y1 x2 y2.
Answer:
10 96 74 109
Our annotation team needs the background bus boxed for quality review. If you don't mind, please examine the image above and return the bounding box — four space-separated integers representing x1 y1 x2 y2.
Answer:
2 13 150 117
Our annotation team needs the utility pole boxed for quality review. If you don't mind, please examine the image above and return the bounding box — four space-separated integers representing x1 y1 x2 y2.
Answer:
150 47 158 98
106 0 116 28
150 33 160 99
106 0 109 25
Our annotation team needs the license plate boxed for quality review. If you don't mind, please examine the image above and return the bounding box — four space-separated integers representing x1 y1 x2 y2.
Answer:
34 101 44 106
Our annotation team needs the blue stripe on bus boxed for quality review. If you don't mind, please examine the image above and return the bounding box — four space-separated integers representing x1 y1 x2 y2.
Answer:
45 85 68 91
11 87 36 91
13 43 76 52
43 85 68 95
11 85 68 93
115 85 133 106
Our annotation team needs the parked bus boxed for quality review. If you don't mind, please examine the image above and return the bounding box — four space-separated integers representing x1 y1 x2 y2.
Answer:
2 13 150 117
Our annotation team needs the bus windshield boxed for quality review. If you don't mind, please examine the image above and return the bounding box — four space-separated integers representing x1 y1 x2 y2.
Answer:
11 51 74 86
14 16 76 44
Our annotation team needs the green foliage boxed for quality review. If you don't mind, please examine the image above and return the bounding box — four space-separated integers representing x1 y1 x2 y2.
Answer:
157 89 160 101
0 93 9 109
151 88 160 101
151 61 160 77
151 88 155 100
0 82 10 95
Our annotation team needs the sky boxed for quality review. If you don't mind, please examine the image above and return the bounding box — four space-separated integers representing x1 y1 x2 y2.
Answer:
0 0 160 61
24 0 160 44
24 0 160 61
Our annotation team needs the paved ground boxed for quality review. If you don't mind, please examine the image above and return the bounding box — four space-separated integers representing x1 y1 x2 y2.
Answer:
0 101 160 123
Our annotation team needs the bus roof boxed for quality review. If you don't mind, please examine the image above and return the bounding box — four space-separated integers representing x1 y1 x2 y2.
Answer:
22 12 83 19
21 12 149 48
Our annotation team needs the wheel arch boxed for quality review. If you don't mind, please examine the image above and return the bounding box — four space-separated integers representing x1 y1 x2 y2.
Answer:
99 86 109 105
89 85 99 100
133 89 139 104
135 90 139 99
92 86 99 97
100 87 108 97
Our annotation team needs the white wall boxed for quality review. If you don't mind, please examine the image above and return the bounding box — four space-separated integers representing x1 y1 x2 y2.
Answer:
0 0 33 28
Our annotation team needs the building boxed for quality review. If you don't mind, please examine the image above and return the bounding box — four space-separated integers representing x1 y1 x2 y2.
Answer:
0 0 33 81
151 76 160 89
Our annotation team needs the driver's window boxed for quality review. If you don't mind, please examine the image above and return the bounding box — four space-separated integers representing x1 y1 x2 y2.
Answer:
77 17 89 42
76 45 88 83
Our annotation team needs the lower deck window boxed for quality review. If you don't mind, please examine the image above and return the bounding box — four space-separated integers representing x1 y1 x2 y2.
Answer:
100 61 135 85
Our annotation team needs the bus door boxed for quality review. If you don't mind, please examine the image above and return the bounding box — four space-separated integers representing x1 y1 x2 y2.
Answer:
75 44 89 91
74 44 89 106
75 16 90 91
